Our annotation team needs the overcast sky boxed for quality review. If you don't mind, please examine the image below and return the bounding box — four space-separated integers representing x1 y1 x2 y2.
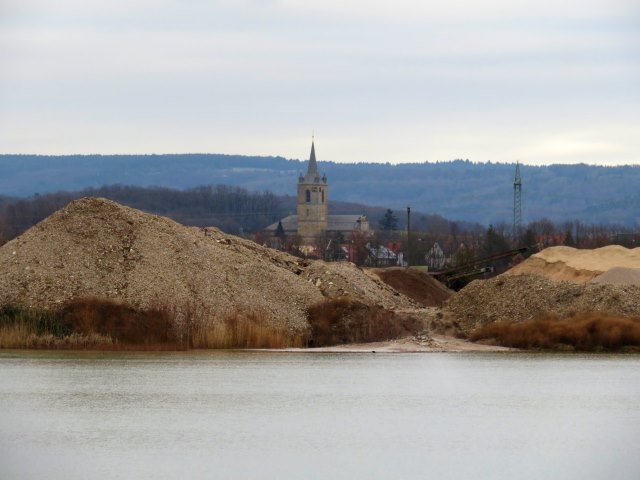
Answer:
1 0 638 165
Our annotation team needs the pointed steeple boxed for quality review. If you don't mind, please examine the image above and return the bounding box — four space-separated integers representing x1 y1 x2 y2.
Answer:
307 138 318 175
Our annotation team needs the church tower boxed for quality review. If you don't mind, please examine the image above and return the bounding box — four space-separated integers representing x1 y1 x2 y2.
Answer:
297 138 328 242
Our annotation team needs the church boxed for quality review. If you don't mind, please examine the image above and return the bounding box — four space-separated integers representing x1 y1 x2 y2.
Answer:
265 139 370 244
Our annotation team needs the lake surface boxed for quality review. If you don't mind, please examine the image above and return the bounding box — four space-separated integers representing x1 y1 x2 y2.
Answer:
1 351 639 480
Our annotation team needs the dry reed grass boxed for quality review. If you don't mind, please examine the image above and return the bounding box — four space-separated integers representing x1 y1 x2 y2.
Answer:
0 323 113 349
61 297 176 345
1 296 420 350
470 312 640 351
0 299 179 349
0 299 308 350
0 323 35 349
307 297 422 347
191 308 307 349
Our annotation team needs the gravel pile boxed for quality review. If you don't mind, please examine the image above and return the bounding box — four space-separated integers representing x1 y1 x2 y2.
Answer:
445 273 640 333
0 197 416 331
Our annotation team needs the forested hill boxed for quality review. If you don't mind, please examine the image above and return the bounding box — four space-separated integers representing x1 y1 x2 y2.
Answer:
1 154 639 225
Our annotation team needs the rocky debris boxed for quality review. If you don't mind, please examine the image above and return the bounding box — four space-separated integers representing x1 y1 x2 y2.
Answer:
411 330 438 348
444 273 640 334
303 262 418 310
506 245 640 283
0 198 417 332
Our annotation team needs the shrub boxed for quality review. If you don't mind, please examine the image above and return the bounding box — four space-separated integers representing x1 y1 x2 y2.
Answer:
191 308 307 349
60 298 176 345
307 297 422 347
470 312 640 352
0 299 177 349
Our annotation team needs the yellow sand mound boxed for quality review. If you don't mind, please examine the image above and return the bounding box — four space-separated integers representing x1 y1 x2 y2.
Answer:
506 246 640 283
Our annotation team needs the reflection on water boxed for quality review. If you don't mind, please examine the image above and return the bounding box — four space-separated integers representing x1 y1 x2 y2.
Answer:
1 352 639 480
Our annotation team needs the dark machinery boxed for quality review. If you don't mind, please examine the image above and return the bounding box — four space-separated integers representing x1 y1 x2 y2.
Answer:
431 246 530 289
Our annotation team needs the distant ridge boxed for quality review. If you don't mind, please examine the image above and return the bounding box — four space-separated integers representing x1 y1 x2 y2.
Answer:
1 154 639 225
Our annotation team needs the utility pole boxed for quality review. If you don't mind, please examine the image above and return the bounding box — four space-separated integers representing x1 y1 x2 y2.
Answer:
406 206 411 267
513 162 522 242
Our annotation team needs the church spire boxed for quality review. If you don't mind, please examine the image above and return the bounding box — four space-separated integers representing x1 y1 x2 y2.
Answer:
307 137 318 175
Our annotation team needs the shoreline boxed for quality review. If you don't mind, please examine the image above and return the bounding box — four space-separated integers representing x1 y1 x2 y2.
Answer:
0 335 515 354
281 335 515 353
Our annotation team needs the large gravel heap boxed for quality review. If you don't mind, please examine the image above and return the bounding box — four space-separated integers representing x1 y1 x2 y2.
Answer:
445 273 640 334
0 198 416 331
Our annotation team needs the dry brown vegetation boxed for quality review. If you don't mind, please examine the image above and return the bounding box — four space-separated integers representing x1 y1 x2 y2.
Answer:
470 312 640 352
1 295 425 350
0 298 308 350
61 298 177 345
191 308 307 349
0 303 114 349
307 297 423 347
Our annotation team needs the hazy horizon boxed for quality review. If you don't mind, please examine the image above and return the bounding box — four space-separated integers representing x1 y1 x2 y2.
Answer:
1 0 638 165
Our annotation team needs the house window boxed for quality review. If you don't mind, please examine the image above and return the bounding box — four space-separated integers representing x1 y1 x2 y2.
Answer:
305 189 311 202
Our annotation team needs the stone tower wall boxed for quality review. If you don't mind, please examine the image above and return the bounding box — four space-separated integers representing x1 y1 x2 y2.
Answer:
297 181 328 242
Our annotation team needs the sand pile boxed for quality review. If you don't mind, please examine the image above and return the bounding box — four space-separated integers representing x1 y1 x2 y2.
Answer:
369 268 453 307
590 267 640 286
445 273 640 334
0 198 416 332
505 245 640 283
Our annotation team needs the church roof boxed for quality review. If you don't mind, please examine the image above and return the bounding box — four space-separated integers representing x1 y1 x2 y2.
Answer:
264 214 368 233
308 141 318 175
327 215 368 231
299 139 325 184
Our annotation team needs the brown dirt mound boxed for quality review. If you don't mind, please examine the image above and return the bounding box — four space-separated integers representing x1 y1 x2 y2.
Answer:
369 267 453 307
505 245 640 283
0 197 416 333
590 267 640 286
307 297 424 347
444 273 640 334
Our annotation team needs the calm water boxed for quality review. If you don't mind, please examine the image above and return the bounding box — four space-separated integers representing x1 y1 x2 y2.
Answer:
1 351 639 480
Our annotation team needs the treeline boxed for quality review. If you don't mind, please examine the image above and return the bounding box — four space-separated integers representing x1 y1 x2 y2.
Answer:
0 185 471 245
0 185 284 242
397 217 640 270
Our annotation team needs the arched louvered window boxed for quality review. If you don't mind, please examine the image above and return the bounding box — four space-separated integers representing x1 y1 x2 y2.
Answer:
306 190 311 202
